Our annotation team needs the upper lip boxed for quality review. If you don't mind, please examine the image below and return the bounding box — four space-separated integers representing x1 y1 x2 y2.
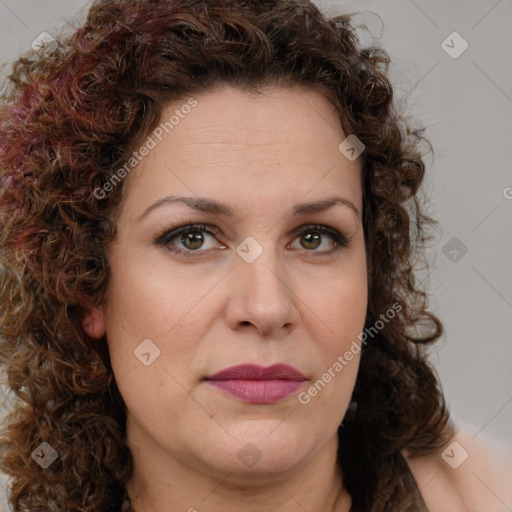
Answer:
205 363 307 381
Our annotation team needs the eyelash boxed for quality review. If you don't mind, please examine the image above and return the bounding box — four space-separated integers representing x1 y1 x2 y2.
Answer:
153 222 350 258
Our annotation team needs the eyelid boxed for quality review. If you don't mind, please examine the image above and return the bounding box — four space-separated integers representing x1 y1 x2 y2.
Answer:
153 222 219 246
293 224 350 246
153 221 351 256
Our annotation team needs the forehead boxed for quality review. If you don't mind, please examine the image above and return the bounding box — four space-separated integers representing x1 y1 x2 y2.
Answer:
121 84 363 218
158 84 345 151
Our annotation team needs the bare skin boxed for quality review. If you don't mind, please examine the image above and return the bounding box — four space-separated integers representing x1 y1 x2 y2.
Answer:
405 428 512 512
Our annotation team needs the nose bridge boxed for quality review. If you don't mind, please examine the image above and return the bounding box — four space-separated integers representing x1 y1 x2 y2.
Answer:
230 233 296 333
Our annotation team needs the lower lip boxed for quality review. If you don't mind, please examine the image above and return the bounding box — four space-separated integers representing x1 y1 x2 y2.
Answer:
206 379 304 403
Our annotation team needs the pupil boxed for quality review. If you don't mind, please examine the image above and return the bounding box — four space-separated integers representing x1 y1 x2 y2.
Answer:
302 232 320 249
184 231 203 250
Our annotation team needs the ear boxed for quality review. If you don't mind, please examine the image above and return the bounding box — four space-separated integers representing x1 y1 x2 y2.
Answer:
82 307 107 339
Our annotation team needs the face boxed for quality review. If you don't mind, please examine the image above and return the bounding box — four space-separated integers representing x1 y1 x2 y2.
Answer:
84 84 367 483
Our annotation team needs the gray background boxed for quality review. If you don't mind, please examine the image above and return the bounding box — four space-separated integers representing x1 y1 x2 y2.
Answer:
0 0 511 508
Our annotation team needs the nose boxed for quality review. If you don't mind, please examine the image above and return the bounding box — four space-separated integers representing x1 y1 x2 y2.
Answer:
225 243 300 337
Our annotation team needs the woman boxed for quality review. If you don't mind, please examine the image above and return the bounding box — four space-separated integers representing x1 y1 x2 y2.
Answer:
0 0 509 511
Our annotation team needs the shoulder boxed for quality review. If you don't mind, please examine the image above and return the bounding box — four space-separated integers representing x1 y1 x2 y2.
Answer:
403 425 512 512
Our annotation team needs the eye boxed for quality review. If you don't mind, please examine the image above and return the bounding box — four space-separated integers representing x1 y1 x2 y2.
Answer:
154 223 221 256
290 224 349 253
154 222 350 257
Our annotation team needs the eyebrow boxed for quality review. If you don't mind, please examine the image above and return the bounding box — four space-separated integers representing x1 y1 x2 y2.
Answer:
138 194 360 221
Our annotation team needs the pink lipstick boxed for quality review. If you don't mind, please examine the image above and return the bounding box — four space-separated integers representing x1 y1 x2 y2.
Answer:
204 363 307 403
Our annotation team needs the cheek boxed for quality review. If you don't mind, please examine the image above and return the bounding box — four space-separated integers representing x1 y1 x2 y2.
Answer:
308 261 367 395
105 251 181 337
313 261 367 346
103 252 208 392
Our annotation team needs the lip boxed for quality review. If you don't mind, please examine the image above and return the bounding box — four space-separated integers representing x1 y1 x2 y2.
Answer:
204 364 307 404
206 363 307 381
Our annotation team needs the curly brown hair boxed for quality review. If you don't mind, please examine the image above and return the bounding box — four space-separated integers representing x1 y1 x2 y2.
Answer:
0 0 453 510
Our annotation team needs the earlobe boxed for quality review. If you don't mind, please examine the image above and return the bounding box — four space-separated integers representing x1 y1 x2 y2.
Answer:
82 307 107 339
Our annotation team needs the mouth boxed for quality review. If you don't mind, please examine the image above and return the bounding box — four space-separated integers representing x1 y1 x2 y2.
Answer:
204 363 307 404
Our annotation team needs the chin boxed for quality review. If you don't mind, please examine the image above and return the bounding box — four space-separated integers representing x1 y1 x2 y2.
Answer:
194 422 315 477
